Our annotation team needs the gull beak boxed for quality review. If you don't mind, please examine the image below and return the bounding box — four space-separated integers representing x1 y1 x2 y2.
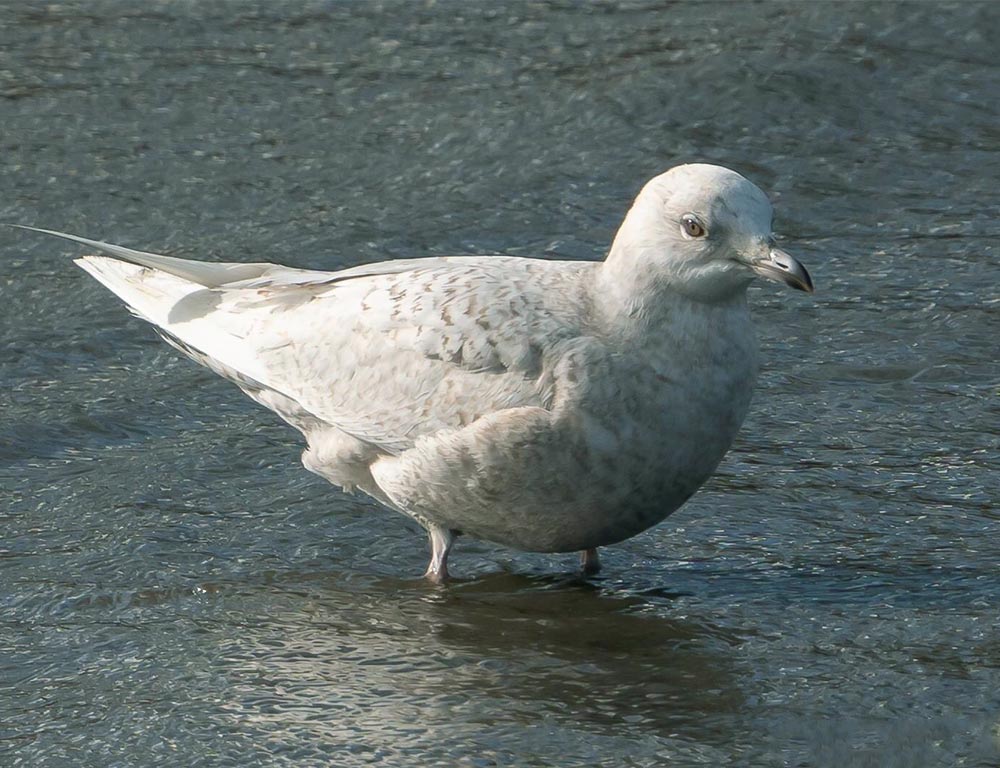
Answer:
750 246 814 293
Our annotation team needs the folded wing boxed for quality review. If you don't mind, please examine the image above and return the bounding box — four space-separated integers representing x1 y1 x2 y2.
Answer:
30 228 585 457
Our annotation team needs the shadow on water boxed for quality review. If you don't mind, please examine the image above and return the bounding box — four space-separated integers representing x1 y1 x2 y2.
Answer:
421 573 743 725
203 569 746 757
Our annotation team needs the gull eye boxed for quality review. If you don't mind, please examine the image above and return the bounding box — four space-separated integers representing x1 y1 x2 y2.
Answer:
681 215 706 238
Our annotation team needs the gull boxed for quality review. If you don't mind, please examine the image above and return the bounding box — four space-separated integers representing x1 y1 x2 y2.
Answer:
20 163 813 582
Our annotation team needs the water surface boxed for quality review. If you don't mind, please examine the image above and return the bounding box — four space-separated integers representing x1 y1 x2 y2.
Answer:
2 2 999 766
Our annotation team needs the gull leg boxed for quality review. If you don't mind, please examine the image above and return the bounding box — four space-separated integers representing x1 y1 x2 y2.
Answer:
579 547 601 576
424 524 455 584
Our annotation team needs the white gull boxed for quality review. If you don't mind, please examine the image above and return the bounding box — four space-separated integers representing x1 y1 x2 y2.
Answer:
21 163 813 582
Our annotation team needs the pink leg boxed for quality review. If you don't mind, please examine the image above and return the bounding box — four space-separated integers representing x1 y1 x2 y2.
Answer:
424 525 454 584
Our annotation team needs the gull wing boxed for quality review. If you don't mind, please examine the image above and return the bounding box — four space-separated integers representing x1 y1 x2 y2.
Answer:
25 228 588 454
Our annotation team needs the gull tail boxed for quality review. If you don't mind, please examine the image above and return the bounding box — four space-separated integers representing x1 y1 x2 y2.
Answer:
14 225 292 399
12 225 275 287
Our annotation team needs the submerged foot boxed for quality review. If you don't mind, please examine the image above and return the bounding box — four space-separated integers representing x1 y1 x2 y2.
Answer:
579 547 601 576
424 524 455 584
423 563 449 584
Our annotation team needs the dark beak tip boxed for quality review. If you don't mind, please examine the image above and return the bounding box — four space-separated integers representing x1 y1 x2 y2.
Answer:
753 250 814 294
799 268 815 293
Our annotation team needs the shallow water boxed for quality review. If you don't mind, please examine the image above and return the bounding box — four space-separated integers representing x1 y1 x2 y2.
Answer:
2 1 999 766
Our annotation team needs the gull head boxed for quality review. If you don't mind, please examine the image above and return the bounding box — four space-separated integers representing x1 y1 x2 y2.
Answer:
609 163 813 303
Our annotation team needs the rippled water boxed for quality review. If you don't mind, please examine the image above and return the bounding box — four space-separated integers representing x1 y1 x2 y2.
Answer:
2 1 999 766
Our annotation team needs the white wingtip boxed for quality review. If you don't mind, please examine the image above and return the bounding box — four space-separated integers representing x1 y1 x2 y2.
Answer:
13 224 277 287
10 224 153 258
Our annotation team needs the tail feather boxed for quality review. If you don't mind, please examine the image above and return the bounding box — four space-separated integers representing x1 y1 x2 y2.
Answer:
72 253 281 391
16 225 302 408
13 225 275 287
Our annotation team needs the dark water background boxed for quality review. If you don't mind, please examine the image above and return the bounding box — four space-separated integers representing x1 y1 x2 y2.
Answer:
2 2 999 766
